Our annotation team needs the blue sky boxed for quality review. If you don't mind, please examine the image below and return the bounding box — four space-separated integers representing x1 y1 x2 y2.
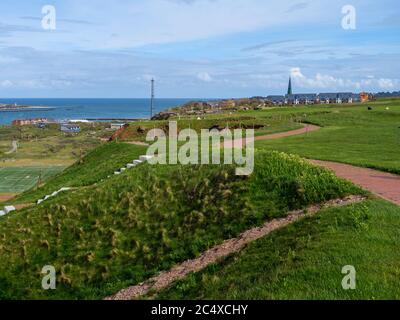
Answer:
0 0 399 98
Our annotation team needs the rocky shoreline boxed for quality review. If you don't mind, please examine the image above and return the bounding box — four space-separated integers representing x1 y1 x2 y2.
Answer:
0 104 54 112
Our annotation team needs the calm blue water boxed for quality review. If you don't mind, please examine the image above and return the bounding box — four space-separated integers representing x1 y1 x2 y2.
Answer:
0 98 194 125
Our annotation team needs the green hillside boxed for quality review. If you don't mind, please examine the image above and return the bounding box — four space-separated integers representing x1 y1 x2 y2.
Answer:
5 142 147 204
0 151 361 299
156 199 400 300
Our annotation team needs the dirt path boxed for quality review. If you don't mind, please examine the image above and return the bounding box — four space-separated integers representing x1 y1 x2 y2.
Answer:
106 195 365 300
0 193 16 202
255 124 321 141
310 160 400 206
5 140 18 155
225 124 321 148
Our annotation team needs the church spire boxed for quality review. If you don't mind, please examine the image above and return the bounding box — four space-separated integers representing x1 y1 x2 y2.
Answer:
287 77 293 95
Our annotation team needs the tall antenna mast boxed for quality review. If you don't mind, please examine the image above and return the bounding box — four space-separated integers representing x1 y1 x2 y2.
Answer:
150 78 155 119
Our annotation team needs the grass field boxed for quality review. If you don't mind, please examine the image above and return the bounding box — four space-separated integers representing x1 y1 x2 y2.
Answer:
4 142 147 204
0 123 111 167
0 166 65 193
156 199 400 300
246 100 400 174
104 116 302 142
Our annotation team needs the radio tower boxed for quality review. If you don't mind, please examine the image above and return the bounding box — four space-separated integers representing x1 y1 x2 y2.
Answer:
150 78 155 119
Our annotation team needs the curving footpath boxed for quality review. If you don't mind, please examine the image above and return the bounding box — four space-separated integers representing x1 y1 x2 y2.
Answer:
231 123 400 206
5 140 18 155
310 160 400 206
225 124 321 148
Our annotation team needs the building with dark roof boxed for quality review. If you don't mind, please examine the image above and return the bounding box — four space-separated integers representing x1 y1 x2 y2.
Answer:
60 124 81 133
319 93 338 104
266 95 286 105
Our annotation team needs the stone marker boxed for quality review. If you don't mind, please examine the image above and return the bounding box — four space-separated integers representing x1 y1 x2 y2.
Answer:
139 155 153 162
4 206 16 214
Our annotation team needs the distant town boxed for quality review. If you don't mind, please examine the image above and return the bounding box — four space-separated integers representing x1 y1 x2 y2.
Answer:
153 78 399 120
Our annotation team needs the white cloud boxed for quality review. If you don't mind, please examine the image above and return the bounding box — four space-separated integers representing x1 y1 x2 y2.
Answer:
378 78 394 89
197 71 212 82
290 67 399 91
0 80 13 88
11 0 330 50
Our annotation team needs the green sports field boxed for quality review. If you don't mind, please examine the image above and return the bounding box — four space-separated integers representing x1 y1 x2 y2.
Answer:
0 166 65 193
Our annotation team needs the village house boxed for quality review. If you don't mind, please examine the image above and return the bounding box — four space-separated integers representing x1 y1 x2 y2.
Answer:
285 94 299 105
266 95 286 105
12 118 53 126
295 94 318 104
266 92 363 106
60 123 81 133
319 93 339 104
110 123 127 130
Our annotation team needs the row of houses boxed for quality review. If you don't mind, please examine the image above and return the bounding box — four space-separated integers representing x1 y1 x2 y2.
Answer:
12 118 55 126
60 122 128 133
266 93 362 105
12 118 128 134
54 122 126 133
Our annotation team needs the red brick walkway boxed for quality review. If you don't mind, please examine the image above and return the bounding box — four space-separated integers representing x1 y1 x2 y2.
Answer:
239 124 400 206
310 160 400 206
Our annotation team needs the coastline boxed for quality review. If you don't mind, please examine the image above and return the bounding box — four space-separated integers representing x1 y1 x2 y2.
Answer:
0 106 55 112
0 98 193 125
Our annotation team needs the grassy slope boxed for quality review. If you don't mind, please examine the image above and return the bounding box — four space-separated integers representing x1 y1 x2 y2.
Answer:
156 199 400 300
111 116 302 142
5 142 147 204
154 100 400 300
252 99 400 174
0 123 109 165
0 151 360 299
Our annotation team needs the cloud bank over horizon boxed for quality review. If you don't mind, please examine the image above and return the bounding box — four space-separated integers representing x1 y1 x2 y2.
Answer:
0 0 399 98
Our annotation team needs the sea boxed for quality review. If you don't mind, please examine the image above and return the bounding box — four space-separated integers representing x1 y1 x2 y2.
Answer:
0 98 195 125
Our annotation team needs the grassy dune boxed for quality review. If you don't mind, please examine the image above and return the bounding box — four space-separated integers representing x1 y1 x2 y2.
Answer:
0 151 361 299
